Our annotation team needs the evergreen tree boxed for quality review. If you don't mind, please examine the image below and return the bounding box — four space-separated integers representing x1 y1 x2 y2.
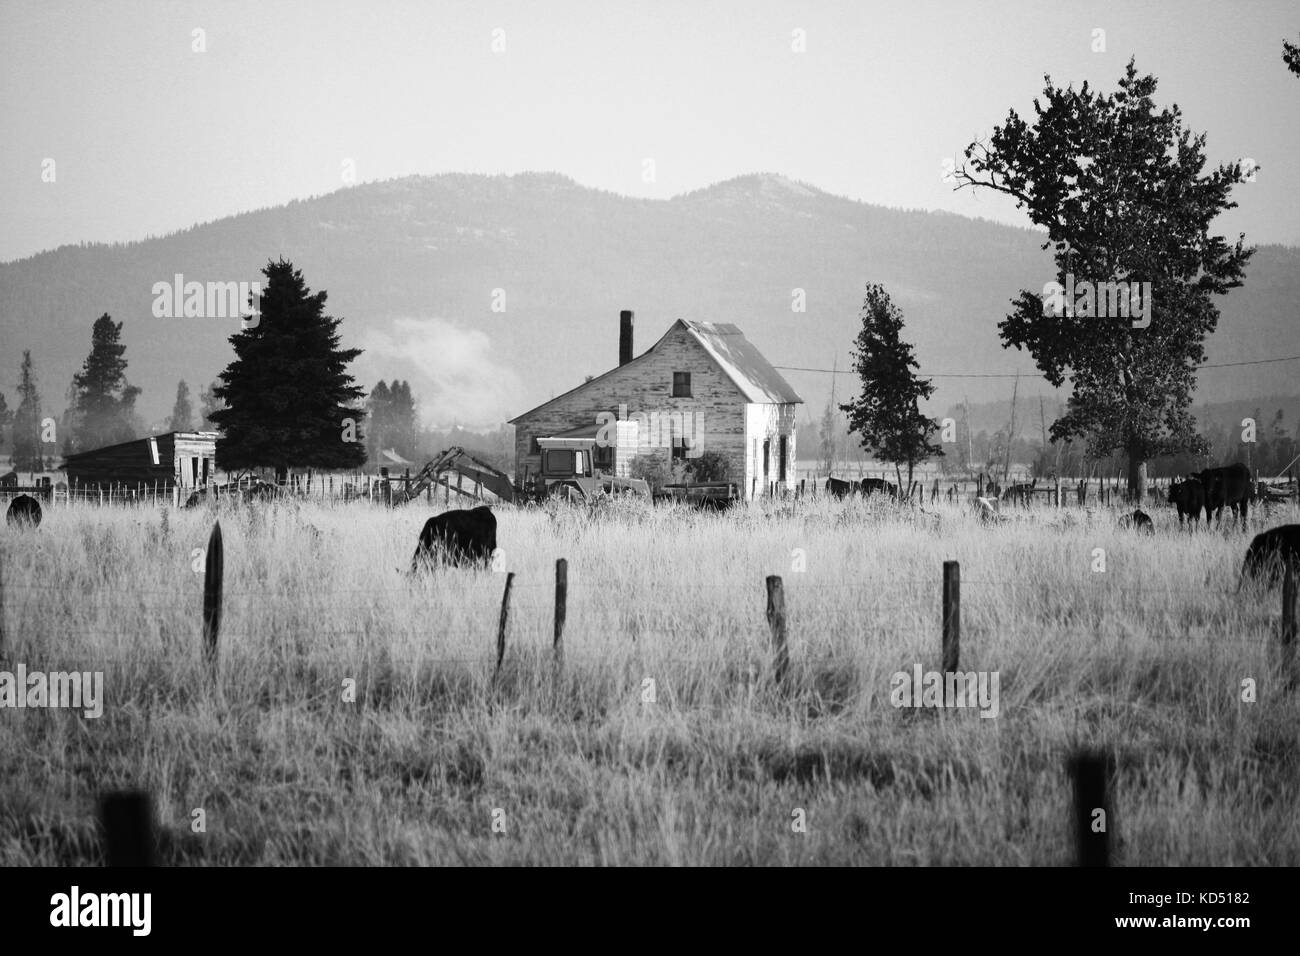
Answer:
198 380 225 430
168 380 194 432
366 380 392 462
1285 35 1300 77
209 259 366 483
839 284 942 495
67 313 141 452
12 351 45 473
0 390 11 454
387 380 418 458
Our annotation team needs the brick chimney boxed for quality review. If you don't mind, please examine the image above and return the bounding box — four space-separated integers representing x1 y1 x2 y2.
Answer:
619 310 634 366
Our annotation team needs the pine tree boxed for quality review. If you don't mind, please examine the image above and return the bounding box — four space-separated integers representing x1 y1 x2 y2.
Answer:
0 390 11 454
198 380 225 430
839 284 942 495
168 380 194 432
209 259 366 483
366 380 392 462
12 351 45 473
67 313 141 452
387 381 418 459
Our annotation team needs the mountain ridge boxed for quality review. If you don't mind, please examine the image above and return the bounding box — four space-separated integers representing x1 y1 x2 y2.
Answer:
1 171 1295 430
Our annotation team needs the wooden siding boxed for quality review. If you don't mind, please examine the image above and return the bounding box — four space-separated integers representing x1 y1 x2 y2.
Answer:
514 323 751 485
63 432 216 489
744 402 798 497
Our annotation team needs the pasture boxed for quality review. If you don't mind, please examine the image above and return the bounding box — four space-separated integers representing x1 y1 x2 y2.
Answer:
1 494 1298 865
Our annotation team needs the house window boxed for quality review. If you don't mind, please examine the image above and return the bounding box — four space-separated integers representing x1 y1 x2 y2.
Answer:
672 442 689 462
530 436 540 455
594 442 613 471
672 372 691 398
762 439 770 478
778 436 788 482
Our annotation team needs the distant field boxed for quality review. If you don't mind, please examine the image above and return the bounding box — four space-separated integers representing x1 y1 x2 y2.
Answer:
1 494 1298 865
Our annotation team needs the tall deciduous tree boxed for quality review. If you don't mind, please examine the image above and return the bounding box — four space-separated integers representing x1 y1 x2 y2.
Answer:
209 259 366 483
67 313 141 453
955 60 1253 500
1284 35 1300 76
839 284 942 495
12 351 45 473
168 380 194 432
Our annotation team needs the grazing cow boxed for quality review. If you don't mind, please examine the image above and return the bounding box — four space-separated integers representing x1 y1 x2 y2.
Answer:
5 494 42 527
860 477 899 498
410 506 497 572
1118 509 1154 534
825 476 855 499
1239 524 1300 588
1167 478 1205 529
1192 463 1251 530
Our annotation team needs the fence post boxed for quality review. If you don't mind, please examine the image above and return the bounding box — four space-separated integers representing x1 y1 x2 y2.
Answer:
942 561 960 702
1283 561 1297 690
0 545 6 663
100 790 156 867
203 522 223 673
765 575 788 686
1069 750 1110 867
495 571 515 678
553 558 567 669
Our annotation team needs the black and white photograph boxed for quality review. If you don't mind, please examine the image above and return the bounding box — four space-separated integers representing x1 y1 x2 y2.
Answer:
0 0 1296 924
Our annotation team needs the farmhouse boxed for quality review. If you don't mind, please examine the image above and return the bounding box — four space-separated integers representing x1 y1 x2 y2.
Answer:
509 311 802 498
61 431 218 490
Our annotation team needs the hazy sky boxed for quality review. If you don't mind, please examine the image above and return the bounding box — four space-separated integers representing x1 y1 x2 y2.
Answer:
1 0 1297 263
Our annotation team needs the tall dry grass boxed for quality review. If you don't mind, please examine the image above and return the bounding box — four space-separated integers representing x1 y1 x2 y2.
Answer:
1 493 1297 864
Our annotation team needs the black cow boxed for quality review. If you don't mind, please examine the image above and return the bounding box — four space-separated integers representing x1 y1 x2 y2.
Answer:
1167 478 1205 529
1239 525 1300 588
1192 463 1251 530
826 476 854 499
410 506 497 572
5 494 42 527
860 477 898 498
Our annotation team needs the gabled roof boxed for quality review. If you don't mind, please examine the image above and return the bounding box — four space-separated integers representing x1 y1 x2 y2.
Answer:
510 319 802 423
679 320 803 404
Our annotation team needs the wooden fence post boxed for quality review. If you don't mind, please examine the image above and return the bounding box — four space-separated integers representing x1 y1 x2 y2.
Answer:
553 559 567 668
203 522 223 673
942 561 960 700
496 571 515 678
1283 561 1297 690
100 790 156 867
1069 750 1110 867
765 575 788 686
0 545 6 663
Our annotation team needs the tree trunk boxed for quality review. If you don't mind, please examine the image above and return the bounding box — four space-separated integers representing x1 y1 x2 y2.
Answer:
1126 446 1147 504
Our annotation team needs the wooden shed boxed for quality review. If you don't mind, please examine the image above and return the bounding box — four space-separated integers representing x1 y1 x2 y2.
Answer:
61 431 218 490
510 311 802 498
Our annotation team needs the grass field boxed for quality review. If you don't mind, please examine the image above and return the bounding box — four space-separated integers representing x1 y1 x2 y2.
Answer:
2 494 1298 865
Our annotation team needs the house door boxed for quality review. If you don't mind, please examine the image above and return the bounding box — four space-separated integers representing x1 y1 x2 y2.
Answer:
778 435 788 482
762 439 770 481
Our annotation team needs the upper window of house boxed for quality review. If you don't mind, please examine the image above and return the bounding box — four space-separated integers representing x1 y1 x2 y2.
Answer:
672 372 691 398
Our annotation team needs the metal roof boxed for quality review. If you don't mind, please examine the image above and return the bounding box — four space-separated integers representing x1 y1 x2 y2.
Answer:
677 320 803 405
509 319 801 423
